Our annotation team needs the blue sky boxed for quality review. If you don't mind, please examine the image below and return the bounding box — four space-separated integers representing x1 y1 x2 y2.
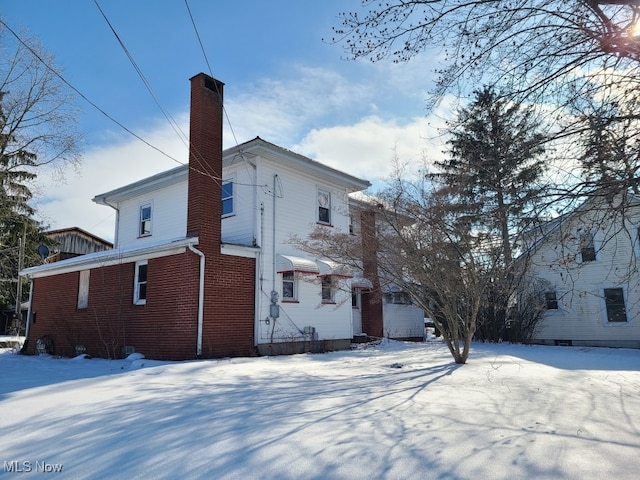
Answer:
1 0 452 241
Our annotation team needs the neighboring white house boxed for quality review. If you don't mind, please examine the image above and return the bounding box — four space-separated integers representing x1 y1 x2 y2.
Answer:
520 193 640 348
93 136 373 354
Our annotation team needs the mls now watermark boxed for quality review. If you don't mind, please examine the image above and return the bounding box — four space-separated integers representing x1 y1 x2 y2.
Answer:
4 460 64 473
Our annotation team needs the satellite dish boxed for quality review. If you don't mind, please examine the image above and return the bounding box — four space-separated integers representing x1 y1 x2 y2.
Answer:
37 244 50 260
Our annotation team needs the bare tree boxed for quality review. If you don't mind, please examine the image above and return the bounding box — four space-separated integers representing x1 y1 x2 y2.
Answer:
294 166 505 364
331 1 640 104
0 25 81 317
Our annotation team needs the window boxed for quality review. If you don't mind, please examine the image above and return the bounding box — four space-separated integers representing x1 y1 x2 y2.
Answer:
77 270 90 309
604 288 627 322
139 204 152 237
321 276 334 302
579 231 596 262
384 291 412 305
282 272 296 301
222 180 233 216
352 290 360 309
544 291 558 310
134 261 148 305
318 189 331 225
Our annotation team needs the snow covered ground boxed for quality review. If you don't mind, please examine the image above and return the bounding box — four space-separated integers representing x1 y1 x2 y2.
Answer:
1 340 639 479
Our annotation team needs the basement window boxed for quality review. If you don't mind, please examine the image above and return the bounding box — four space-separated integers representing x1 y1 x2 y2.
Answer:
134 261 148 305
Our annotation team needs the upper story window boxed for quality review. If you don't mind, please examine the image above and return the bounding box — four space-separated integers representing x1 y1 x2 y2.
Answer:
604 287 627 323
134 261 148 305
139 204 152 237
579 230 596 262
318 189 331 225
222 180 234 217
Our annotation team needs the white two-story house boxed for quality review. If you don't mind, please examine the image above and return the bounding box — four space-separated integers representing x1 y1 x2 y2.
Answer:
21 73 386 359
520 192 640 348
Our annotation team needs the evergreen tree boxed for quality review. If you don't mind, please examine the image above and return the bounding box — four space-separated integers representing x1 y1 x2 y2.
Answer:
433 86 547 266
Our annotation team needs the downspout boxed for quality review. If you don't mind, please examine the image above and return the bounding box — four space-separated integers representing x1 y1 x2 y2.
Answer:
272 174 278 290
102 199 120 246
22 279 33 352
188 244 205 358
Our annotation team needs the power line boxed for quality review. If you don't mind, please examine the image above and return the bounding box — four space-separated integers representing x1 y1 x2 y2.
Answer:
0 18 185 168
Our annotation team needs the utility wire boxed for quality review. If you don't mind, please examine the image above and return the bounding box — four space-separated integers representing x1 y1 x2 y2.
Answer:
0 18 183 167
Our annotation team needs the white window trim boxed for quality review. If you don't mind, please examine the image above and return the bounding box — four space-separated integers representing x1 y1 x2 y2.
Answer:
321 275 334 303
134 260 148 305
317 188 332 225
577 228 598 263
282 271 297 301
601 286 629 324
222 176 235 218
139 203 153 237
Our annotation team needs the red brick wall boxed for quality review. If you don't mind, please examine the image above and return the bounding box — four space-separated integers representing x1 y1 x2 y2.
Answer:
360 209 383 337
26 250 255 360
26 73 257 361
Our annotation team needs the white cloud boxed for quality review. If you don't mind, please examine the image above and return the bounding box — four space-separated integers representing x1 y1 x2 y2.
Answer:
32 64 456 242
294 115 437 182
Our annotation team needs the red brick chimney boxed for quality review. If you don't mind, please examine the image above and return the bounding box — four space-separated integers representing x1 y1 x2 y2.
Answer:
186 73 224 251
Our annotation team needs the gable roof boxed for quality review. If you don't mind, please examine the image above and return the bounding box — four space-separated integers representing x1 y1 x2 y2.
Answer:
518 191 640 258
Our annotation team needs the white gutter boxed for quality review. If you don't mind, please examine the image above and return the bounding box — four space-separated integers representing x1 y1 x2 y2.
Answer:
188 244 205 358
21 237 199 279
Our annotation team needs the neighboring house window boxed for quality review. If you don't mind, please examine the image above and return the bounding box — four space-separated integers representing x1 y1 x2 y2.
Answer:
318 189 331 225
77 270 90 309
139 204 152 237
352 290 360 309
579 230 596 262
604 288 627 322
282 272 296 301
222 180 233 217
384 291 412 305
134 261 148 305
321 276 334 302
544 291 558 310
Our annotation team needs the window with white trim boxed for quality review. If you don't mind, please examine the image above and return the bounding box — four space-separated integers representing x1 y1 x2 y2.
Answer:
134 261 148 305
579 230 596 262
139 204 152 237
544 291 558 310
77 270 90 309
321 276 334 302
604 288 627 322
282 271 297 301
318 189 331 225
222 180 234 217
